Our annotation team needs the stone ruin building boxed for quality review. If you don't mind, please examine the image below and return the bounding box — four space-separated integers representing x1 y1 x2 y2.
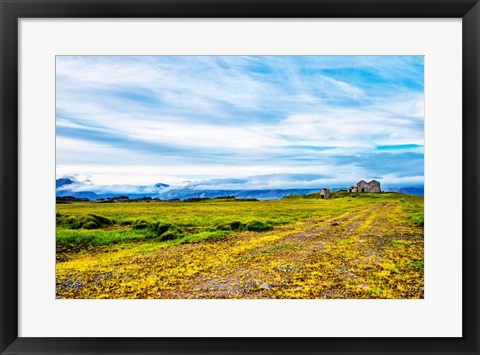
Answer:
319 188 331 199
348 180 381 193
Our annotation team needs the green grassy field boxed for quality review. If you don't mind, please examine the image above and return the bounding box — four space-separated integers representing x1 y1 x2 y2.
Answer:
56 192 424 299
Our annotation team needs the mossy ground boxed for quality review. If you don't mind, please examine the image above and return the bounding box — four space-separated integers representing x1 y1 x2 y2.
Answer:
56 193 424 299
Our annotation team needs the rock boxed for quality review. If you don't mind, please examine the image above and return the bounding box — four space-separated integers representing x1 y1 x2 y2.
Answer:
259 283 272 291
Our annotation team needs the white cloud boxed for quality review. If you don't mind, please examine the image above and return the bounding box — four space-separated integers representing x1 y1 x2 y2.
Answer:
56 56 424 187
319 75 366 99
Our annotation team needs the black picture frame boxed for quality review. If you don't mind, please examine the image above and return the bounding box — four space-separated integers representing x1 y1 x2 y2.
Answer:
1 1 479 354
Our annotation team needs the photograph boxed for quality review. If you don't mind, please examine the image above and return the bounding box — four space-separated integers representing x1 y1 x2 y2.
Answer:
55 55 424 299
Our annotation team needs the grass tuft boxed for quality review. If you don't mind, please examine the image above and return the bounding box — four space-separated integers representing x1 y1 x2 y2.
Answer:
244 220 274 232
131 219 150 230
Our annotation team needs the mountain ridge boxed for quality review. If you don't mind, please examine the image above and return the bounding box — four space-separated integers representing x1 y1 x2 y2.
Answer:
55 178 424 200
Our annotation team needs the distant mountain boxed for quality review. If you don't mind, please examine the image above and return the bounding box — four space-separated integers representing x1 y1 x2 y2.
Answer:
56 178 424 200
57 190 99 200
156 188 322 201
383 186 424 196
56 178 74 188
55 179 170 200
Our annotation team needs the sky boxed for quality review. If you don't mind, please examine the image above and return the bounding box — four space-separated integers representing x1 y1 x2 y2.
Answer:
56 56 424 190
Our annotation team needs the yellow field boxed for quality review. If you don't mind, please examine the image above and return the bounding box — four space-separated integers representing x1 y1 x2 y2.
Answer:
56 193 424 299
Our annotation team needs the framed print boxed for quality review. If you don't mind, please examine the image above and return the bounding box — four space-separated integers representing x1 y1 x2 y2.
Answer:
1 1 479 355
54 54 426 301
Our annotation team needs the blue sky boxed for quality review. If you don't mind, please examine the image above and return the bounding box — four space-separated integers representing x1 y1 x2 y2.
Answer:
56 56 424 189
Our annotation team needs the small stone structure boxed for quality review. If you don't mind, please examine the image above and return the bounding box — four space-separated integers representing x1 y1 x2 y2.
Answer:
355 179 381 193
320 188 331 199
